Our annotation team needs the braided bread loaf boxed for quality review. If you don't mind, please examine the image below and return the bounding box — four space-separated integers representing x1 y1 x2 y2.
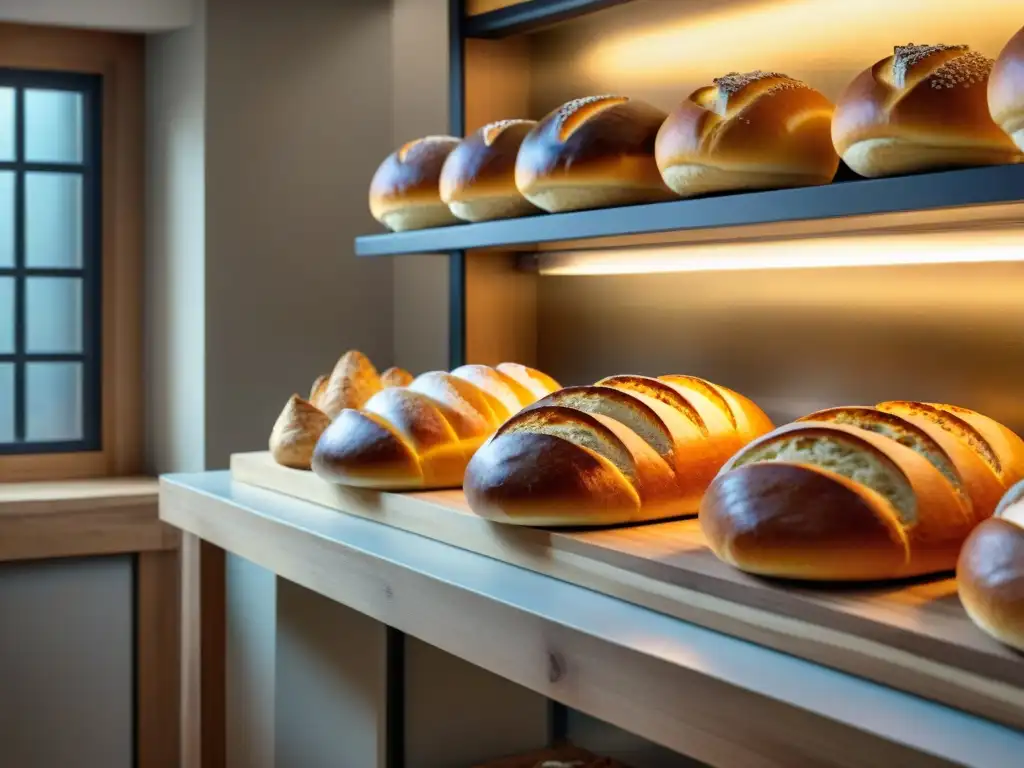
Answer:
312 363 560 490
464 375 773 526
701 402 1024 581
958 480 1024 651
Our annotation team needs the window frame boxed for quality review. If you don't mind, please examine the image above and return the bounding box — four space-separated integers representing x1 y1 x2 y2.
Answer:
0 23 143 481
0 66 103 455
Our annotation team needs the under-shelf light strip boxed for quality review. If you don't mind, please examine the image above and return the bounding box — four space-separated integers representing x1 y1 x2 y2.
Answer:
536 229 1024 276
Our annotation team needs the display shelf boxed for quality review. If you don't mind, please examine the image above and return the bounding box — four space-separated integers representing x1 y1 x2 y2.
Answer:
464 0 634 39
161 469 1024 767
354 164 1024 258
228 451 1024 732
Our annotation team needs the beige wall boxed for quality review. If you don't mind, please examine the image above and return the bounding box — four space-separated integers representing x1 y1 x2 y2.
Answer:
0 0 191 31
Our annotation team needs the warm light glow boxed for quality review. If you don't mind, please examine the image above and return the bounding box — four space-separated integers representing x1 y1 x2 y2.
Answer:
580 0 1019 95
536 229 1024 276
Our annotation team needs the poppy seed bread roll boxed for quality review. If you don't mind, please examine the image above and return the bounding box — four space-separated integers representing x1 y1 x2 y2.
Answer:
832 43 1021 178
514 95 673 213
440 120 540 222
369 136 461 231
989 24 1024 150
655 71 839 197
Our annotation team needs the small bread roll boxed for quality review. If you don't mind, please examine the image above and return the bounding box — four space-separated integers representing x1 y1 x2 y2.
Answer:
655 71 839 197
318 350 382 420
958 480 1024 652
990 25 1024 151
270 395 331 470
832 43 1021 178
369 136 461 231
380 366 414 389
514 95 673 213
439 120 540 222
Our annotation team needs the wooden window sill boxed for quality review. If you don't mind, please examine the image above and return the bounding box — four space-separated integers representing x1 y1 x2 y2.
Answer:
0 477 179 562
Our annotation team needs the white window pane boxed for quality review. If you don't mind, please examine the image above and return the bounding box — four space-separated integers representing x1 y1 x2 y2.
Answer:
26 362 82 442
0 278 13 354
0 88 13 161
25 89 83 164
0 172 12 267
26 277 82 354
0 363 13 443
26 172 83 268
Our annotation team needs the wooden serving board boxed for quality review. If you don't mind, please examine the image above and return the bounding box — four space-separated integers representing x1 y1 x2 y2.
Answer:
231 451 1024 729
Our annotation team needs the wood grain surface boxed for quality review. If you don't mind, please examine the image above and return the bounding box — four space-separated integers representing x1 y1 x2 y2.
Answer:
230 451 1024 730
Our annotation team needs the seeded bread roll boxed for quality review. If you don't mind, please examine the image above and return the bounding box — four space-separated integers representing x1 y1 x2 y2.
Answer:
703 402 1024 580
514 95 673 213
832 44 1022 177
369 136 461 231
439 120 540 222
312 363 559 490
958 480 1024 651
465 375 772 526
655 71 839 197
989 24 1024 150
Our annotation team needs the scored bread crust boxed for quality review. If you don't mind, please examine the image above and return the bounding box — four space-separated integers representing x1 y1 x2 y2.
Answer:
464 374 773 526
312 364 559 490
514 96 673 213
369 136 462 231
832 44 1021 178
703 421 975 580
989 24 1024 151
655 71 839 197
800 405 1003 525
439 120 540 222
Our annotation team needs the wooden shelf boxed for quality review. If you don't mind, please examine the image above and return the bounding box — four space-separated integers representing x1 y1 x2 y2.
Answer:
354 164 1024 258
161 467 1024 767
226 451 1024 733
464 0 634 39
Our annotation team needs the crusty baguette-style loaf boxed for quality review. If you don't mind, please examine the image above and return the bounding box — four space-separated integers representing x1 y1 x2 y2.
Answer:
701 402 1024 580
958 480 1024 651
515 95 673 213
989 24 1024 151
832 44 1021 177
440 120 540 222
464 375 772 526
312 363 559 490
270 351 413 470
369 136 462 231
656 71 839 197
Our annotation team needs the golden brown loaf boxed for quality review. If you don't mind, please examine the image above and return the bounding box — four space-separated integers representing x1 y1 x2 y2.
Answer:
700 402 1024 580
958 480 1024 652
439 120 540 222
655 71 839 197
317 350 387 419
269 395 332 470
380 366 414 389
464 375 772 526
989 24 1024 151
514 95 673 213
369 136 462 231
832 44 1022 178
312 363 560 490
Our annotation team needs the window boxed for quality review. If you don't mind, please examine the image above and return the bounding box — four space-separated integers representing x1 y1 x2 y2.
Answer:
0 69 101 454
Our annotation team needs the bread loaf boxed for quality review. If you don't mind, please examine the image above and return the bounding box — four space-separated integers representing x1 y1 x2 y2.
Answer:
440 120 540 222
958 480 1024 651
655 71 839 197
514 96 673 213
701 402 1024 580
832 44 1021 177
312 363 559 490
369 136 461 231
464 375 772 526
270 351 413 470
990 24 1024 151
